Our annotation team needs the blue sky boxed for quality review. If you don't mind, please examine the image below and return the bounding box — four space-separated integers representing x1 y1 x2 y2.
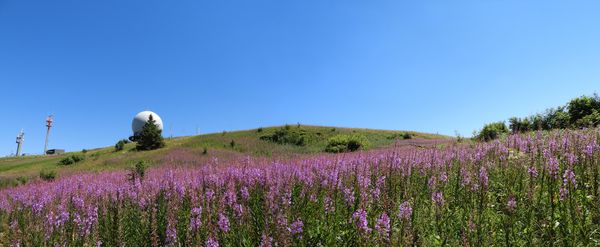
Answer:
0 0 598 155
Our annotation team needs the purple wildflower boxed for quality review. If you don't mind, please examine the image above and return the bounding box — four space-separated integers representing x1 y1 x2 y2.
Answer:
506 197 516 213
259 234 272 247
374 213 390 238
352 208 371 234
528 166 538 178
479 166 489 189
428 176 437 190
547 157 559 178
343 187 355 206
205 236 219 247
189 207 202 231
240 186 250 200
398 201 412 220
290 219 304 235
218 213 230 233
563 169 576 188
432 191 444 207
166 225 177 246
559 186 568 201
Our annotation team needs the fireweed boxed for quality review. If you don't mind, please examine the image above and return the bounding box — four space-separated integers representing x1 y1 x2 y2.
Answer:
1 129 600 246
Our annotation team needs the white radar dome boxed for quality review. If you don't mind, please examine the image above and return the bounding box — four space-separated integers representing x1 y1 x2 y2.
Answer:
132 111 163 135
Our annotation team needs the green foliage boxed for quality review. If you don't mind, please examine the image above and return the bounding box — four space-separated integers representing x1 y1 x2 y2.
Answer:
477 122 509 141
115 139 129 152
496 94 600 136
128 160 148 182
257 127 263 133
58 154 85 166
230 139 236 148
39 169 57 181
568 95 600 125
324 134 370 153
82 149 88 154
202 147 208 155
15 176 28 185
575 109 600 128
135 114 165 151
260 126 312 146
387 132 412 140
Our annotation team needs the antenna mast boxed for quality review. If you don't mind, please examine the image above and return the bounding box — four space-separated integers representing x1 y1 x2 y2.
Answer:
15 129 24 157
44 115 53 155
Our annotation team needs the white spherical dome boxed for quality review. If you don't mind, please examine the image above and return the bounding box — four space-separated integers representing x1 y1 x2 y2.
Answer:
132 111 163 135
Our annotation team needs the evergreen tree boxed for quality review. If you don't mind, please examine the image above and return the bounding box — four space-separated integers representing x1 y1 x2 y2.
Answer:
135 114 165 151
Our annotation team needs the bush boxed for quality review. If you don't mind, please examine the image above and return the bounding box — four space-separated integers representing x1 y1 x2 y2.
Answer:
39 170 57 181
58 154 85 166
575 109 600 128
325 134 370 153
387 132 412 140
477 122 509 141
260 126 311 146
128 160 148 182
257 127 263 133
202 147 208 155
82 149 88 154
16 176 29 185
135 114 165 151
115 139 129 152
230 140 236 148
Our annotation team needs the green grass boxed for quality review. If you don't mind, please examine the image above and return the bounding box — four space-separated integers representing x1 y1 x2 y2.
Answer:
0 125 450 187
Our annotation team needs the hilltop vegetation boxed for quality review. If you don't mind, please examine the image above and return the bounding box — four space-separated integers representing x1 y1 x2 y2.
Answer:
0 125 449 187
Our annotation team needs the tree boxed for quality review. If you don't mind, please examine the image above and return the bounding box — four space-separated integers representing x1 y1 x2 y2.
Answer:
135 114 165 151
477 122 508 141
568 95 600 127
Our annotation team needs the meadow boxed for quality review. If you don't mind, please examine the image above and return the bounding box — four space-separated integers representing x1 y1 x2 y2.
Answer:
1 128 599 246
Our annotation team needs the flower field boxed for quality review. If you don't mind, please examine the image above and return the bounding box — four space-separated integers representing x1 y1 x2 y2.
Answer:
2 129 600 246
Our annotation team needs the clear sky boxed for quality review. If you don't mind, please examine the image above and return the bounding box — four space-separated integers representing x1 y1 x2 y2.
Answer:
0 0 598 155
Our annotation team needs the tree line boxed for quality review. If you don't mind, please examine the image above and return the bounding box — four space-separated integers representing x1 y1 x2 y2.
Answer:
477 94 600 141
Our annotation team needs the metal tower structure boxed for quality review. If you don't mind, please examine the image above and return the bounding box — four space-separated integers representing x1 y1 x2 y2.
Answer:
44 115 53 155
15 129 24 157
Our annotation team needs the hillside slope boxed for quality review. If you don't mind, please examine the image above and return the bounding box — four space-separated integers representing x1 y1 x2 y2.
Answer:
0 125 451 186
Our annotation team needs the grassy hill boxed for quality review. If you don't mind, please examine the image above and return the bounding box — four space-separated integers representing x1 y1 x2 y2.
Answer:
0 125 451 187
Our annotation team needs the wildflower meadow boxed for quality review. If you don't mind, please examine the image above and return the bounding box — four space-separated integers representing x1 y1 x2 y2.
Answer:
2 129 600 246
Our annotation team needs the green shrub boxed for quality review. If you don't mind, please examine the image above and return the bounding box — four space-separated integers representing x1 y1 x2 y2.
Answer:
387 132 412 140
39 170 57 181
58 154 85 166
128 160 148 182
202 147 208 155
325 134 370 153
230 140 236 148
16 176 29 185
260 126 312 146
257 127 263 133
477 122 509 141
82 149 88 154
115 139 129 152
